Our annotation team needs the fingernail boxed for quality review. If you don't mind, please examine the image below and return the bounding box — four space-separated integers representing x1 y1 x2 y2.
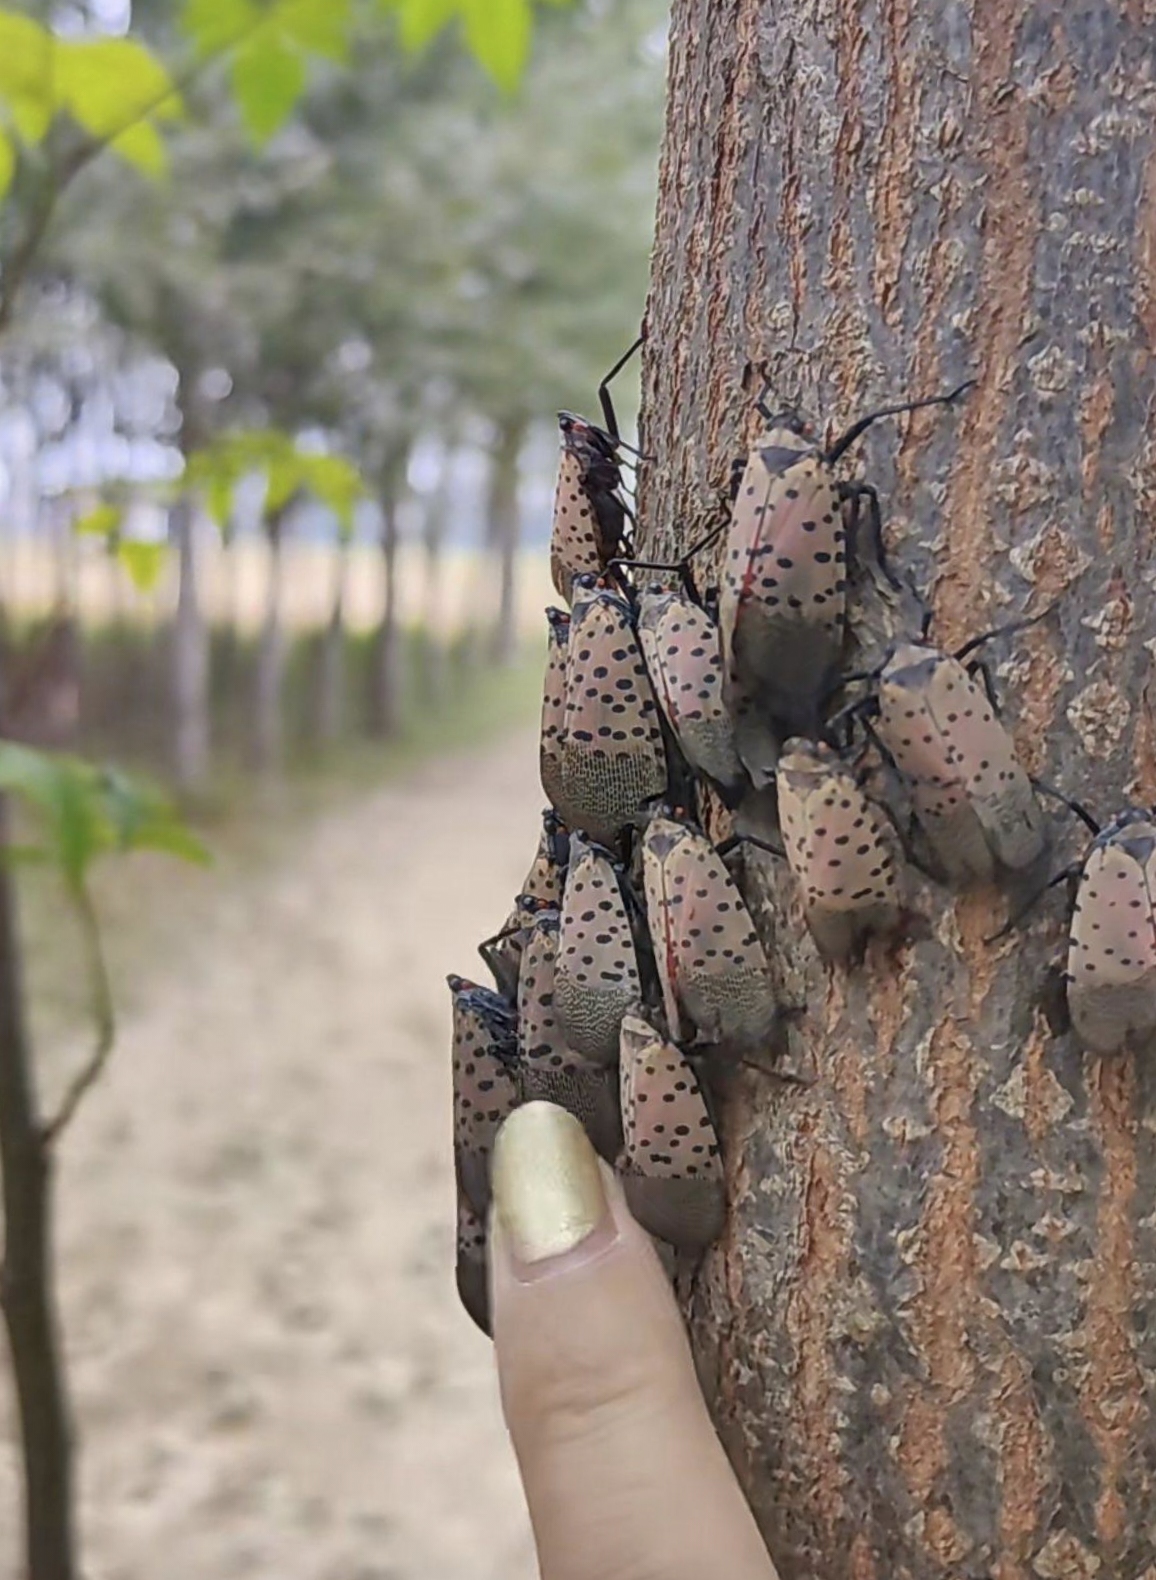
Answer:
492 1102 610 1266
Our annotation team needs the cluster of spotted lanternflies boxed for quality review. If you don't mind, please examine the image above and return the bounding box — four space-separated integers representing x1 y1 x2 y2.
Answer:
449 337 1156 1335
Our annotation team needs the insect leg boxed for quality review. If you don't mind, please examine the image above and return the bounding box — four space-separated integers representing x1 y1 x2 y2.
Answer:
985 864 1079 943
966 656 1002 715
598 332 646 440
1032 780 1101 835
839 480 902 591
953 601 1058 663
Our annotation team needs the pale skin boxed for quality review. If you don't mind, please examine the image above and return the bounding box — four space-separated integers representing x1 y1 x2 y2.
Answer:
489 1101 781 1580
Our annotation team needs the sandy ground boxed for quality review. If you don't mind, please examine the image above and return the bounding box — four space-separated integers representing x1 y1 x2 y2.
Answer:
0 729 546 1580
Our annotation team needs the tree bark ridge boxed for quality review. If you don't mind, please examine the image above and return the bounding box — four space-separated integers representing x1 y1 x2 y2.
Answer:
641 2 1156 1574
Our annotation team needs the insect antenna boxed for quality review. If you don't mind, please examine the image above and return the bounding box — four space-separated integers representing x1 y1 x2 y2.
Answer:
824 378 976 465
953 602 1057 663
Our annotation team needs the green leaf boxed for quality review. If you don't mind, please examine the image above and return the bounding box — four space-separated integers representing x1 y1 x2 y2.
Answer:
117 540 167 591
0 11 54 145
462 0 531 91
0 129 13 201
0 744 104 888
54 38 183 142
390 0 459 52
110 119 169 178
181 0 259 57
275 0 352 62
74 503 123 539
231 33 306 145
300 453 362 529
264 449 302 512
96 768 210 866
204 472 235 528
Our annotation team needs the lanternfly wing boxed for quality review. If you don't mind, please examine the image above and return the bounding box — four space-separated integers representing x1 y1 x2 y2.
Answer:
877 643 1044 881
877 644 995 883
550 447 604 605
642 815 777 1055
455 1193 491 1335
448 974 520 1218
540 609 571 814
777 738 902 961
1067 811 1156 1054
719 428 847 758
636 584 744 795
618 1012 724 1249
555 834 641 1064
549 416 628 604
918 650 1045 872
517 908 623 1161
558 576 668 846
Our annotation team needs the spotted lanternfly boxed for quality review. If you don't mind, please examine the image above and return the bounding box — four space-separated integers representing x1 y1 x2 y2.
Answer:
618 1012 725 1250
1066 809 1156 1055
555 834 642 1065
448 974 520 1218
777 738 903 962
642 813 777 1055
541 608 571 815
455 1194 491 1335
520 810 571 908
874 640 1045 884
479 892 553 1001
556 575 668 846
718 382 972 781
549 337 644 604
517 908 623 1160
550 417 629 605
635 583 745 798
719 420 849 776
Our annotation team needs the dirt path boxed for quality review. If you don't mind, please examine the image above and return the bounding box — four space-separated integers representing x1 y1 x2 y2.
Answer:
1 730 545 1580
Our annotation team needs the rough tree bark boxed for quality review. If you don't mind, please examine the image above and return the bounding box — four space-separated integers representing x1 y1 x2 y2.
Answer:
487 415 527 666
641 4 1156 1577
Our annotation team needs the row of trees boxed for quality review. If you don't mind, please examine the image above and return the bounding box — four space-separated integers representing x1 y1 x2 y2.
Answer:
1 0 665 793
0 4 665 1578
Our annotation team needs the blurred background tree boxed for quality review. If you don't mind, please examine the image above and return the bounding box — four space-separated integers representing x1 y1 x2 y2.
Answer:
0 5 668 1577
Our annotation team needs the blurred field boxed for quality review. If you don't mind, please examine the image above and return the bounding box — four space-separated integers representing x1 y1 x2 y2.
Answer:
0 716 547 1580
1 534 555 642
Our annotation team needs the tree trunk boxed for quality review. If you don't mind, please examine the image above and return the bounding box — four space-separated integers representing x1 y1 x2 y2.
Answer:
0 626 76 1580
315 534 350 748
487 416 526 666
369 469 404 740
643 6 1156 1577
170 499 211 795
419 472 450 706
253 508 288 775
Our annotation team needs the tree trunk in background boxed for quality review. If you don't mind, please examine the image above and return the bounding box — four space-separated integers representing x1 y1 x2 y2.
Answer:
642 6 1156 1577
487 415 526 666
369 466 404 740
170 499 210 795
316 534 350 748
419 472 450 705
253 507 288 775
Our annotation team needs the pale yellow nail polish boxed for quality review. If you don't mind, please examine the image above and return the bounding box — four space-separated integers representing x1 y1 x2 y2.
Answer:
492 1102 609 1265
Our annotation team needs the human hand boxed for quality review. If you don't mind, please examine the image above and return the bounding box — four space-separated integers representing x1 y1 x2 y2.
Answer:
488 1100 780 1580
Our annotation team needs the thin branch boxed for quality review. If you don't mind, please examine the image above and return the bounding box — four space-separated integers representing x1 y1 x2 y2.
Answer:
41 880 115 1146
0 13 268 335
